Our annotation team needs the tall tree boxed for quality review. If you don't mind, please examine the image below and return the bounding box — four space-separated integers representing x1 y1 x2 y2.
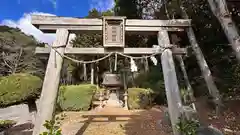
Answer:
207 0 240 63
171 0 222 112
114 0 141 18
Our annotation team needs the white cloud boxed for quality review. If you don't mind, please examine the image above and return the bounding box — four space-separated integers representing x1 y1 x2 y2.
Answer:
89 0 114 11
1 12 56 44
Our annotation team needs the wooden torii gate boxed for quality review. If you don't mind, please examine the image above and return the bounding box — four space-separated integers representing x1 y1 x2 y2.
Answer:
31 15 191 135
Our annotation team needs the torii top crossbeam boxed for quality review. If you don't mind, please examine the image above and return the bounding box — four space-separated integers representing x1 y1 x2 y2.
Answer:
33 15 190 55
32 15 191 33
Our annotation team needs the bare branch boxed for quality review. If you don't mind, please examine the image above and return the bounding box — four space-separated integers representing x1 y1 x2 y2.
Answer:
3 59 13 70
13 48 23 74
163 0 170 19
1 52 14 71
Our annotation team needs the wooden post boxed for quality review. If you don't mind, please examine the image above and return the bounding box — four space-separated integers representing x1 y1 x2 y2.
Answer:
207 0 240 63
170 33 194 102
96 62 99 85
180 6 221 113
158 30 182 135
99 90 104 108
176 55 195 102
91 63 94 84
123 70 128 110
83 63 87 81
66 33 76 48
188 27 222 109
33 29 69 135
144 56 149 72
109 57 113 73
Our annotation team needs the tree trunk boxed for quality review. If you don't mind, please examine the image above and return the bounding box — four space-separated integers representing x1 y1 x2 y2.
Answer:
176 55 195 102
171 33 195 103
208 0 240 62
180 7 222 112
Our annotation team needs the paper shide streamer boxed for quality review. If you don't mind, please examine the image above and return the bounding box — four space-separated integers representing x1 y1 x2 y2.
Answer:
130 58 138 72
150 56 158 66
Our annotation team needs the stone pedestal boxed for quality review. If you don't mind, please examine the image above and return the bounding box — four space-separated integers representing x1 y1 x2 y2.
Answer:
123 91 128 110
106 91 123 107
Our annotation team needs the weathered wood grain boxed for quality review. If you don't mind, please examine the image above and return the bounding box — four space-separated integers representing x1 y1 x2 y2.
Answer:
91 63 94 84
159 30 182 135
31 15 191 33
66 33 76 48
32 29 69 135
32 15 191 27
83 63 87 81
35 47 187 55
181 8 221 113
208 0 240 62
38 25 184 33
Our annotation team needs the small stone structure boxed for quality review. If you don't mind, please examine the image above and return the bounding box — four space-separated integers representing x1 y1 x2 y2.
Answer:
102 73 125 108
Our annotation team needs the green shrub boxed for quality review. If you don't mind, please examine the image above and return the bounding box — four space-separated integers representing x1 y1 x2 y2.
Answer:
58 84 97 111
0 120 16 131
39 114 66 135
0 73 42 107
176 114 200 135
134 66 166 104
127 88 153 110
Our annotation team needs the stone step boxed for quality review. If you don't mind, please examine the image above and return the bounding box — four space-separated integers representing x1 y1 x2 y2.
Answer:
92 101 101 105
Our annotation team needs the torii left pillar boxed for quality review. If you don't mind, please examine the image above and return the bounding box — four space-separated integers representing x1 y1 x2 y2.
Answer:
33 29 69 135
159 30 182 135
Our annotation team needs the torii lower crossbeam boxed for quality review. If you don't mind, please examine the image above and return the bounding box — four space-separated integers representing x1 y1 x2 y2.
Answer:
35 47 187 55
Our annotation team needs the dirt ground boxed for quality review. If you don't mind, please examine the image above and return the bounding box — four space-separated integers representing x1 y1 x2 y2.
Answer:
59 106 172 135
195 98 240 135
59 99 240 135
5 98 240 135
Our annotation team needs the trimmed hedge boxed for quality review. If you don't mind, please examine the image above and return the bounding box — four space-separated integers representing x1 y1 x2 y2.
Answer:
127 88 153 110
58 84 97 111
0 73 42 107
134 66 166 105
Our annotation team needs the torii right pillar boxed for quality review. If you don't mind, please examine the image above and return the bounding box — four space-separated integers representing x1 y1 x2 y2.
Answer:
158 30 182 135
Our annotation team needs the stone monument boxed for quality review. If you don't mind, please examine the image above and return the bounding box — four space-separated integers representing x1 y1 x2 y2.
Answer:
102 73 124 107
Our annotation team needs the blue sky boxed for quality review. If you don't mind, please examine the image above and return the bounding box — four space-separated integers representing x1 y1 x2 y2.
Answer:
0 0 114 21
0 0 114 43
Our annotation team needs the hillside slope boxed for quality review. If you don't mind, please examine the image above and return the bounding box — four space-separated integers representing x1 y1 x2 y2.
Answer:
0 26 45 77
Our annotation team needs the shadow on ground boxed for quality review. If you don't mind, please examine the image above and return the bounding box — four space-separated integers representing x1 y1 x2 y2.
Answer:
7 98 238 135
195 98 240 135
59 98 240 135
71 106 172 135
5 122 33 135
